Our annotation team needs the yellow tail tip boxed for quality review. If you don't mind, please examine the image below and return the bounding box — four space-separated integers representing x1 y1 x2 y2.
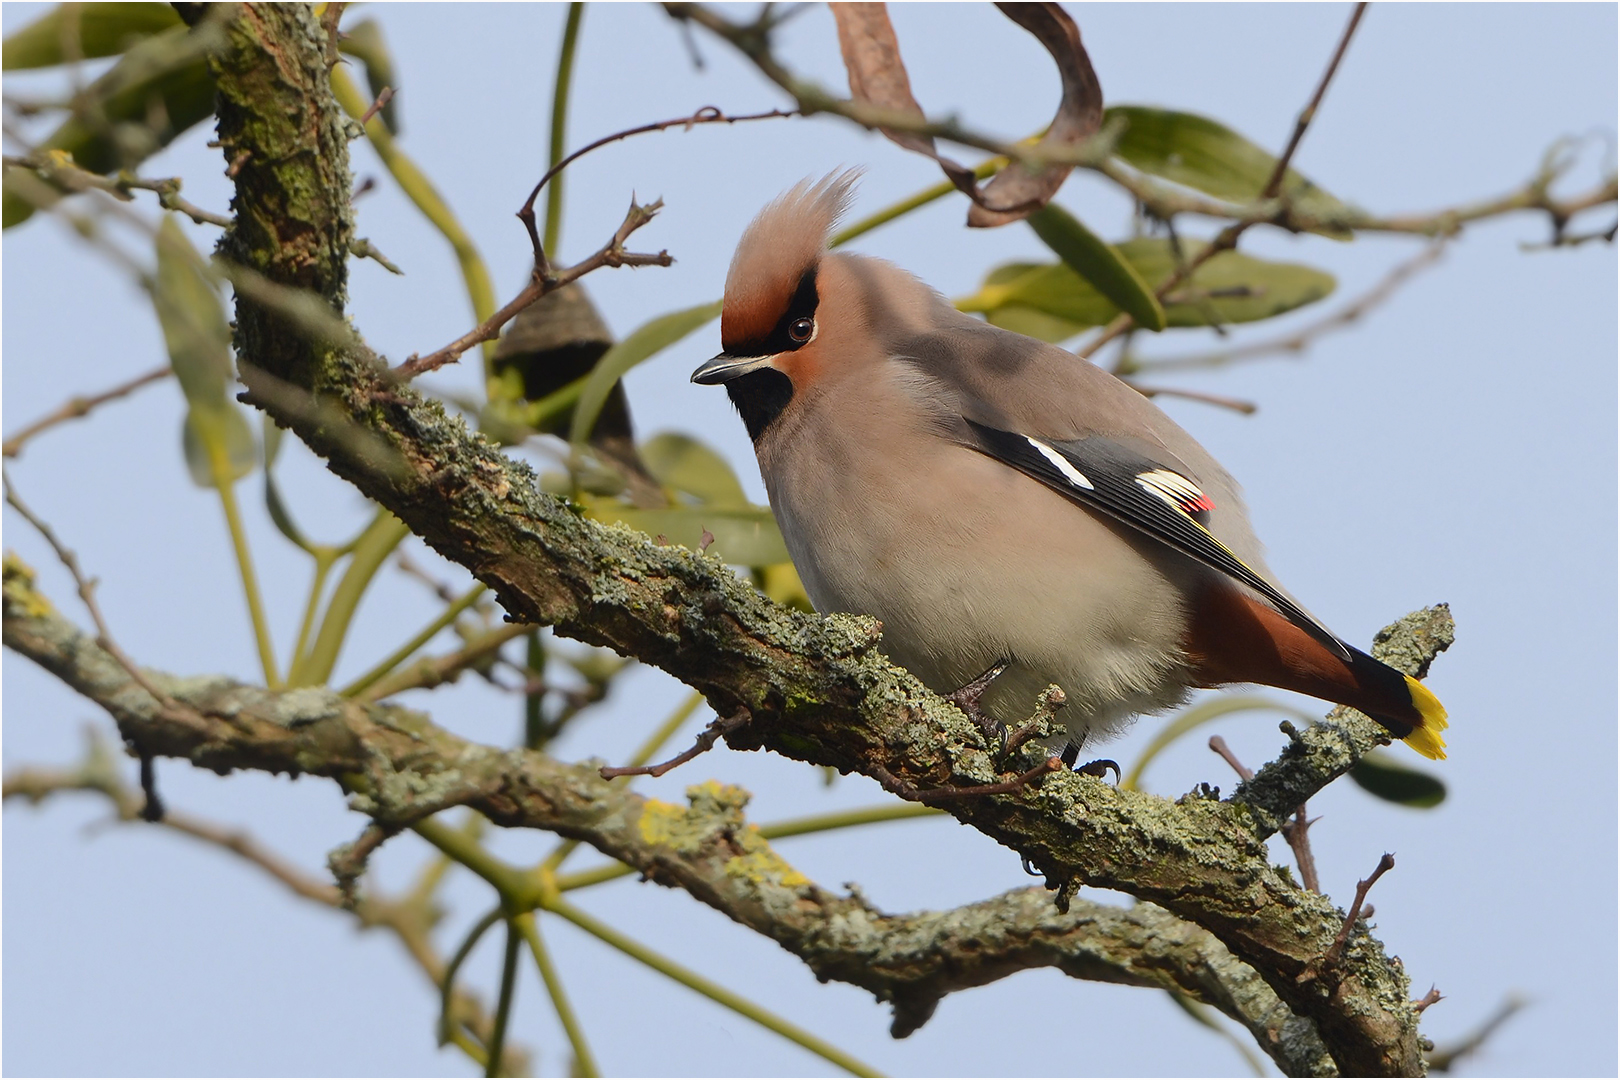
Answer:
1401 675 1448 760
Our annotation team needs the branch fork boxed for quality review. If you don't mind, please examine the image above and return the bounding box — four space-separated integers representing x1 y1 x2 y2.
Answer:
395 196 671 380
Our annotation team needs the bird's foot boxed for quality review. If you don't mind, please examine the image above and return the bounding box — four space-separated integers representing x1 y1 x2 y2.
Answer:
947 658 1011 749
1059 741 1119 783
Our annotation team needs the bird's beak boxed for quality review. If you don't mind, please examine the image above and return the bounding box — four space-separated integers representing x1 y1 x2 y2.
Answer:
691 352 776 385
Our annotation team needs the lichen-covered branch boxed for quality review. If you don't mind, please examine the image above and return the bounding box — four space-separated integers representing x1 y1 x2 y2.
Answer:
127 7 1458 1074
2 555 1331 1075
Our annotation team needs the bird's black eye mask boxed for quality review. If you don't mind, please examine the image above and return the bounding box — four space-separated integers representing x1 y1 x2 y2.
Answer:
729 265 820 359
719 266 819 442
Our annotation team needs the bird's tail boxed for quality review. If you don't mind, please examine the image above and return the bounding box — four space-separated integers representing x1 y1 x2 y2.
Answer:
1336 645 1449 760
1186 587 1449 759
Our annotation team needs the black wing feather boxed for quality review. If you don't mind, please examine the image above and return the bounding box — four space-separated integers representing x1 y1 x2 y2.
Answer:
963 418 1352 661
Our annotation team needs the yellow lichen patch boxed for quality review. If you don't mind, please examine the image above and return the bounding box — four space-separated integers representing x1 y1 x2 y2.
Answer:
637 782 754 854
3 553 56 619
637 798 699 851
724 826 809 889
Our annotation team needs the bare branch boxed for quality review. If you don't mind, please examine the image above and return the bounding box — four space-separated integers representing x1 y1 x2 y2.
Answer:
1308 853 1396 979
1283 808 1323 895
395 197 672 379
3 153 233 227
1123 242 1449 376
1 739 527 1073
1081 5 1369 359
517 104 796 272
1427 995 1529 1073
359 86 395 126
600 709 750 779
3 472 180 716
1125 383 1258 414
358 623 531 703
3 366 171 459
1261 3 1367 199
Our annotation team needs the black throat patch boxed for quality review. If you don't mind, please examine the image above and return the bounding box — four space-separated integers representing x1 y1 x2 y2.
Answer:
725 367 796 443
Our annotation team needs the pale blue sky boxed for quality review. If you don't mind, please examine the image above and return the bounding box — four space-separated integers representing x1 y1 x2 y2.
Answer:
4 4 1615 1076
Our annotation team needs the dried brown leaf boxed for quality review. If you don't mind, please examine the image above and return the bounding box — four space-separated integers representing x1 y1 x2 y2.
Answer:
830 3 984 197
831 3 927 154
831 2 1104 228
967 3 1103 227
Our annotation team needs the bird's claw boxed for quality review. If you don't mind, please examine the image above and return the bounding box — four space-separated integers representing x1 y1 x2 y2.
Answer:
1058 742 1119 783
1076 758 1120 783
948 658 1011 750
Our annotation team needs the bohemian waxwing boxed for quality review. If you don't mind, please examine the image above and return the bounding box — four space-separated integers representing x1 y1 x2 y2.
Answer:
692 172 1448 761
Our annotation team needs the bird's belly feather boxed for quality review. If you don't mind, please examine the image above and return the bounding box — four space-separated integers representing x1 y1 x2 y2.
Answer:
767 438 1201 743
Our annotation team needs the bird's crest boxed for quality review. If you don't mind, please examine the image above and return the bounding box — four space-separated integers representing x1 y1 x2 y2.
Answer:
723 170 860 351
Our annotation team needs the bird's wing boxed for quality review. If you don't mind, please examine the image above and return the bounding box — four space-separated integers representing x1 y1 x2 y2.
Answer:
961 417 1352 661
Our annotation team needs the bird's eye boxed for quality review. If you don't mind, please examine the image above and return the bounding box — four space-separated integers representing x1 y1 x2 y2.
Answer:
788 317 814 343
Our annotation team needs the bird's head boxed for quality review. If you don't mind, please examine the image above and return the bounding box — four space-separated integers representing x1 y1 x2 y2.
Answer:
691 170 862 442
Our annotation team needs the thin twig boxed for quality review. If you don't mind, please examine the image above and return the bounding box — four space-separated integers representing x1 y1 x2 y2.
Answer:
328 822 398 908
397 197 673 379
358 623 531 703
1282 807 1321 893
1208 734 1253 780
1211 735 1320 891
4 751 342 904
320 2 347 68
3 365 171 458
1427 995 1529 1073
396 549 463 604
359 86 395 126
4 748 524 1072
1002 686 1067 757
1412 986 1443 1013
517 104 795 274
1125 241 1448 375
3 153 233 227
1261 3 1368 199
666 4 1099 169
3 471 179 714
1521 219 1617 250
1126 383 1258 414
349 236 403 274
600 709 751 779
1309 852 1395 977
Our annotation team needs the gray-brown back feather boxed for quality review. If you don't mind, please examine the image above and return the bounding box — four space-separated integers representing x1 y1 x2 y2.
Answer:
824 251 1280 586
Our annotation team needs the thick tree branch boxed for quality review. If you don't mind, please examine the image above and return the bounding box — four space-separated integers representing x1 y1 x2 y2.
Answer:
3 554 1332 1074
188 8 1451 1074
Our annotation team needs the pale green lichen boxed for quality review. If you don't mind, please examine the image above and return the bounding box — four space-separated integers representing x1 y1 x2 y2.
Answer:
265 686 345 727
